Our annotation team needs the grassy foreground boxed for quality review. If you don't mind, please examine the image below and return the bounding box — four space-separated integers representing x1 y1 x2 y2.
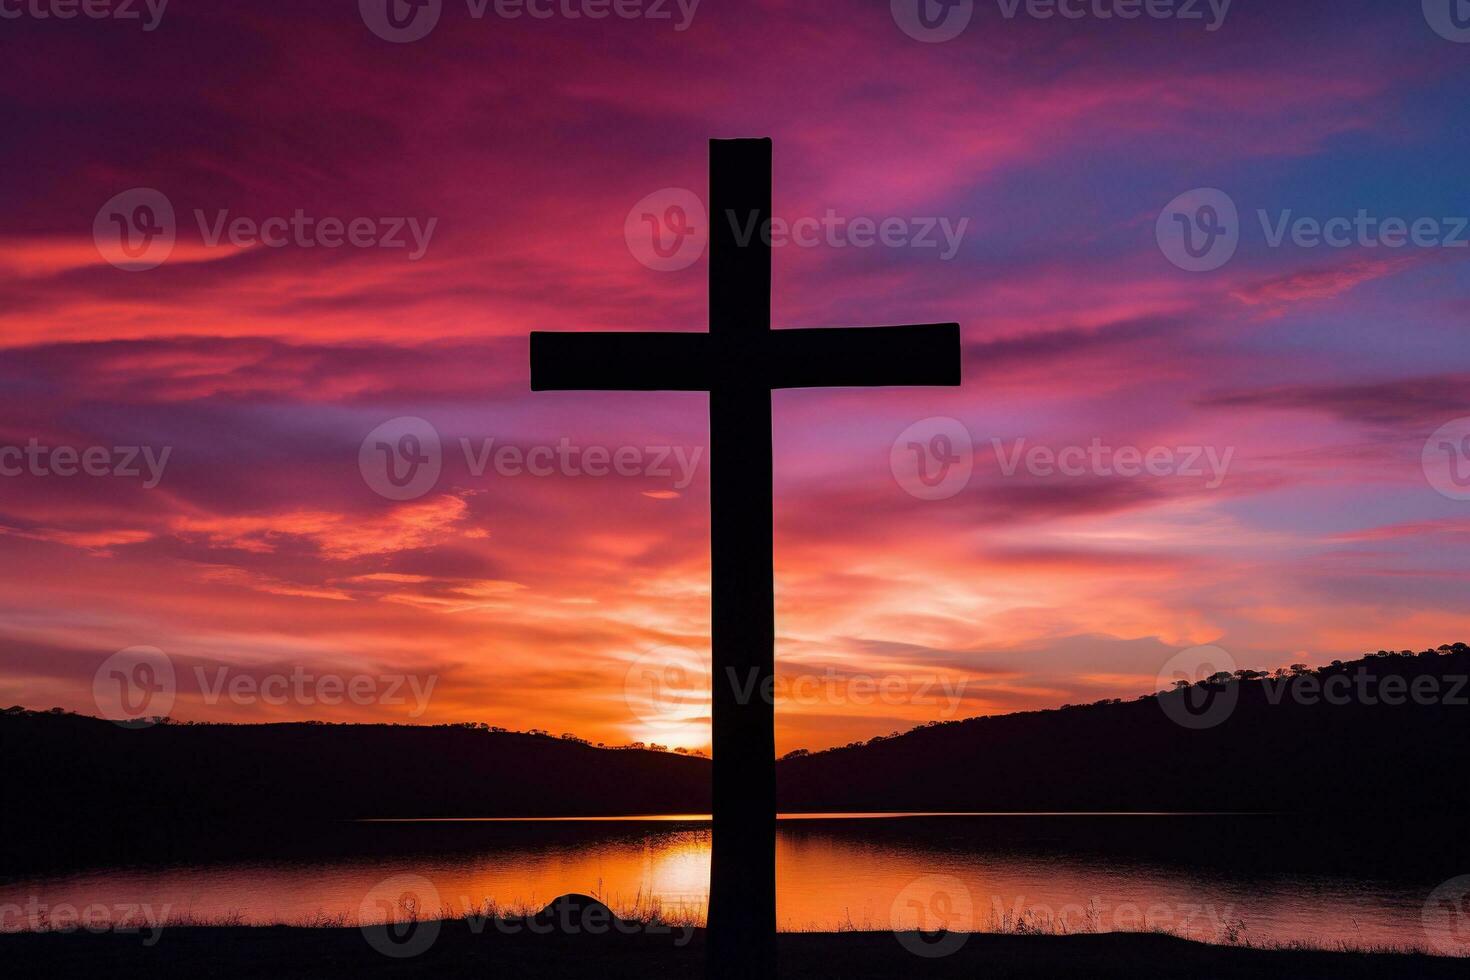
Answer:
2 922 1463 979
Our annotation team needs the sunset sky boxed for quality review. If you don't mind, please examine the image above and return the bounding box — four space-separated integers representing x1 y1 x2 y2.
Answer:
2 0 1468 754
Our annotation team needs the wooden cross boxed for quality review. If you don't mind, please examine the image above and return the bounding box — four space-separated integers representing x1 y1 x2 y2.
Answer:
529 138 961 977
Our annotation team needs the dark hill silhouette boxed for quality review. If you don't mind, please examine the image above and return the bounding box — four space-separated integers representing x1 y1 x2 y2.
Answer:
778 644 1470 815
3 713 710 820
2 716 711 871
5 644 1466 872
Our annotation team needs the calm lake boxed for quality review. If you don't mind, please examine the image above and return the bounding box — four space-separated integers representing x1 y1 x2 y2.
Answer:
1 814 1463 951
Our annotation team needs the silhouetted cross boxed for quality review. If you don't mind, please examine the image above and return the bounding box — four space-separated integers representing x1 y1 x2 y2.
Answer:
529 138 960 978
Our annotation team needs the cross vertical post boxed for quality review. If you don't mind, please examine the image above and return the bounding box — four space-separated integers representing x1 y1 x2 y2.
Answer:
706 137 777 978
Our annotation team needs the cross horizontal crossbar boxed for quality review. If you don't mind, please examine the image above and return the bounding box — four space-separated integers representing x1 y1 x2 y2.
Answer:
530 322 961 392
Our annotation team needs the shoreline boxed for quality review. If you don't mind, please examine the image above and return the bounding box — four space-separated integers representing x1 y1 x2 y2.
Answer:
3 922 1464 980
